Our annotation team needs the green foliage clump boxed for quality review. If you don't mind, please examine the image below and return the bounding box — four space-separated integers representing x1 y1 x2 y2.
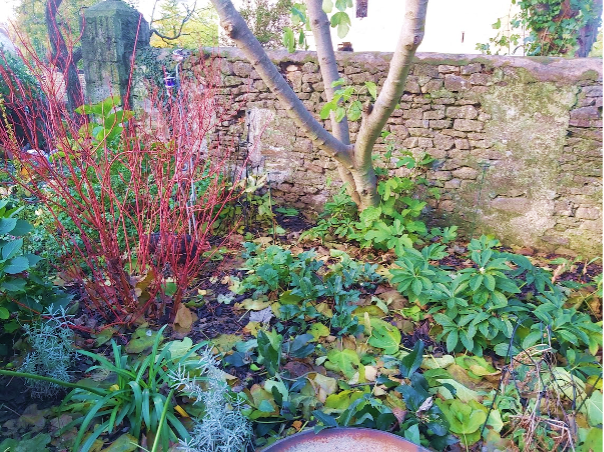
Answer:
477 0 602 56
0 200 70 341
59 326 201 452
231 243 383 336
305 141 439 256
239 0 294 49
390 235 602 358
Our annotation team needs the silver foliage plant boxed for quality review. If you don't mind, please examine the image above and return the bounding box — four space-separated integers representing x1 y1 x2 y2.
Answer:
170 348 252 452
19 306 76 398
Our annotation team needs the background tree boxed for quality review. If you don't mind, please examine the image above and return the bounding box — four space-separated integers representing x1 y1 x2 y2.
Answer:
478 0 603 57
13 0 96 57
210 0 428 210
238 0 294 49
150 0 219 48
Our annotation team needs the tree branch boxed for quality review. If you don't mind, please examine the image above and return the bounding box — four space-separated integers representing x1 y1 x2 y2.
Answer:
209 0 353 166
306 0 350 145
150 0 197 42
355 0 428 168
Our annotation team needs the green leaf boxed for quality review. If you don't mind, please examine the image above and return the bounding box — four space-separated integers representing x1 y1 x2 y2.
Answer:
320 101 335 119
0 306 9 320
0 218 17 234
313 410 338 427
334 107 346 122
400 340 424 378
368 318 401 354
581 427 603 452
365 81 377 100
322 0 333 13
126 327 163 354
335 0 352 11
330 12 351 38
325 348 360 379
10 219 33 236
258 399 274 413
307 323 330 341
2 238 23 260
587 390 603 427
283 27 295 53
4 256 30 274
1 278 27 292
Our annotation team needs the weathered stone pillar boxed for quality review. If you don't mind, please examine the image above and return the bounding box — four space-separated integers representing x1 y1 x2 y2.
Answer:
81 0 149 106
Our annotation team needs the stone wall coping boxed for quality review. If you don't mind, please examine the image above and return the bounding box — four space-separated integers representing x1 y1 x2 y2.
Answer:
203 47 602 83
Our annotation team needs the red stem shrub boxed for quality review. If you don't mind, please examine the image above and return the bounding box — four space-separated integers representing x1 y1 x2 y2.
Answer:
0 42 247 326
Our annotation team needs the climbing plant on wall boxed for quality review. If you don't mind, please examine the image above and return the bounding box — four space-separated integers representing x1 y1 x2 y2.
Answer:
478 0 603 57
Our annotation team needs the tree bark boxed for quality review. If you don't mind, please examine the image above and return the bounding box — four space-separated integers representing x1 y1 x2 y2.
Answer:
45 0 84 114
209 0 428 211
575 0 603 57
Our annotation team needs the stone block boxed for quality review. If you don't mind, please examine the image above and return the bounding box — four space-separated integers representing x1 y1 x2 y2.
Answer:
452 166 479 179
444 178 461 188
438 65 459 74
575 207 601 219
408 128 434 137
433 133 455 150
405 119 430 128
541 235 570 246
461 63 482 74
582 86 603 97
432 170 452 180
414 64 440 78
444 75 471 91
402 137 419 148
430 120 452 129
233 61 253 77
446 105 478 119
403 109 425 119
490 197 533 214
453 119 483 132
570 106 600 121
389 124 409 138
422 79 444 93
404 77 421 93
469 73 489 85
418 137 434 148
454 138 470 149
423 110 445 120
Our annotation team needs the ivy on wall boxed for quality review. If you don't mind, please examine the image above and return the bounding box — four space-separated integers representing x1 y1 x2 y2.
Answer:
478 0 603 57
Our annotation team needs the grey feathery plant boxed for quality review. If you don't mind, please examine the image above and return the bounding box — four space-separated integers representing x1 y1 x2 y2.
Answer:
170 348 252 452
19 306 76 398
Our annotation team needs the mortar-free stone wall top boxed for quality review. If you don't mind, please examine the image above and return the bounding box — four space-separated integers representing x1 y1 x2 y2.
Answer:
203 49 602 257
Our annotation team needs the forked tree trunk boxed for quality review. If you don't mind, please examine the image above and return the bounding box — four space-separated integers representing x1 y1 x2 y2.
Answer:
211 0 428 210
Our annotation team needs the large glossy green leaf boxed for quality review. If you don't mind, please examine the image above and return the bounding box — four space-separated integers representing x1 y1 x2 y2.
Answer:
368 318 401 354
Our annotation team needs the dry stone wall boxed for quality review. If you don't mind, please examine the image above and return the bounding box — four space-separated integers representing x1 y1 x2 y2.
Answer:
206 49 602 257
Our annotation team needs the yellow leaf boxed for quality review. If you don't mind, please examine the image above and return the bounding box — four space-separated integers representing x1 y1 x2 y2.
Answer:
174 405 189 417
316 303 333 318
243 321 261 336
240 298 271 311
308 373 337 403
173 304 194 331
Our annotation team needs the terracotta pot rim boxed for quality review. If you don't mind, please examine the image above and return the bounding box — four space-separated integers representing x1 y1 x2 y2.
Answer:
261 426 430 452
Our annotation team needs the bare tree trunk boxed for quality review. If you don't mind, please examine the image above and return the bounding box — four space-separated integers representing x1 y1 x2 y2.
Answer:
576 0 602 57
45 0 84 114
210 0 428 211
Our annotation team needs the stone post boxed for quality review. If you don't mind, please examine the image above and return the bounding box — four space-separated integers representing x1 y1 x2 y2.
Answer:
81 0 149 106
